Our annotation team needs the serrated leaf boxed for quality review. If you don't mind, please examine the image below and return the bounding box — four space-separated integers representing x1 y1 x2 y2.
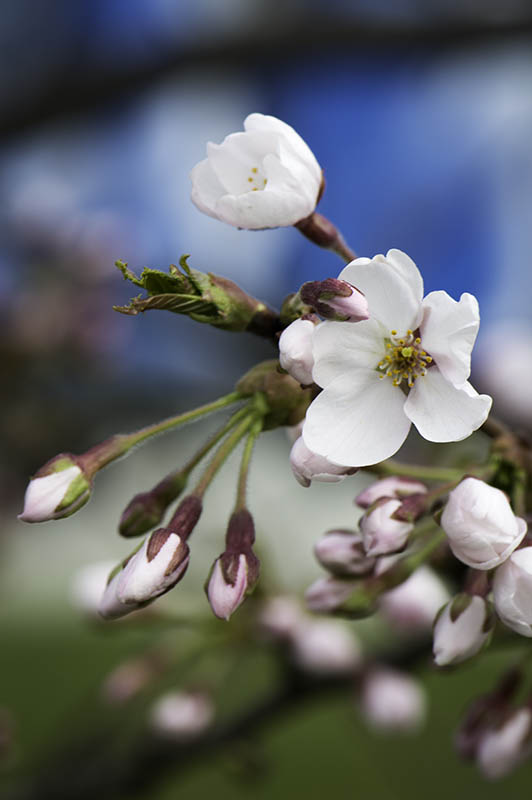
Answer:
114 293 219 317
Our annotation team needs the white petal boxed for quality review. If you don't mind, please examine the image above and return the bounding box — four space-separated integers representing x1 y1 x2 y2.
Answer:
207 130 279 194
311 318 386 387
420 291 480 385
404 369 491 442
215 188 312 229
189 158 226 219
244 113 322 185
386 249 424 306
303 370 411 467
339 253 422 334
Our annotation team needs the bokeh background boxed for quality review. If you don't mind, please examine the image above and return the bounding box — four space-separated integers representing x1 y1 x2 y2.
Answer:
2 1 532 797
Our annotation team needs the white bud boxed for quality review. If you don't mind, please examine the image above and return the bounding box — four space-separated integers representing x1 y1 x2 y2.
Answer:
493 547 532 637
18 461 91 522
258 596 305 640
291 619 362 675
290 436 355 487
150 691 214 740
477 708 532 779
70 560 117 616
99 531 190 620
279 318 316 385
441 477 527 570
305 575 357 613
359 498 413 557
207 555 248 621
355 477 427 508
360 668 426 733
314 530 376 576
433 595 493 666
379 565 450 632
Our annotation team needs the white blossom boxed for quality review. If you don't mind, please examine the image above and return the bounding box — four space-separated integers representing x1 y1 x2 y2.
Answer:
359 498 413 556
477 709 532 780
441 478 527 570
289 436 354 487
190 113 322 229
291 619 361 675
359 668 426 733
493 547 532 637
433 595 493 666
279 318 316 385
302 250 492 466
150 692 214 740
258 596 305 640
378 564 450 631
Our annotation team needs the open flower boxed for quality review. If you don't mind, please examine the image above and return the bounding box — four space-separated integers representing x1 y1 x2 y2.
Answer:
190 113 322 229
302 250 492 466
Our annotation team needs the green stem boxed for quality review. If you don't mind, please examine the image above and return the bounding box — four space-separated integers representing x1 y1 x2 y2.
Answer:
234 418 263 512
192 414 258 500
80 392 244 474
368 459 467 483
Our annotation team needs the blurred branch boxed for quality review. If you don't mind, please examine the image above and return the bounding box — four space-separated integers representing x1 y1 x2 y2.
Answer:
5 636 430 800
2 17 532 142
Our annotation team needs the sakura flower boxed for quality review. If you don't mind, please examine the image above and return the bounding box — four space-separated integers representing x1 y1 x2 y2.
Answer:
190 113 322 230
302 250 492 466
289 436 356 487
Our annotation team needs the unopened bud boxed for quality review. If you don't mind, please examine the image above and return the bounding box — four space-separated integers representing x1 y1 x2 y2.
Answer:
258 596 305 640
493 547 532 637
378 565 450 631
355 477 427 509
300 278 368 322
477 708 532 780
290 437 357 487
305 575 358 613
314 529 376 577
359 668 426 733
359 498 413 557
236 360 313 429
18 454 91 523
99 528 191 620
278 318 316 385
291 619 362 675
433 594 494 666
118 470 189 538
150 691 214 740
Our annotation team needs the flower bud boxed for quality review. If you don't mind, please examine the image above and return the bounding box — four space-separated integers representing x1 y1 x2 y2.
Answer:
305 575 357 613
102 653 166 705
279 318 316 385
150 691 214 740
433 594 494 666
99 528 191 620
359 668 426 733
378 565 450 632
355 477 427 509
359 498 413 557
18 454 91 523
314 530 376 577
493 547 532 637
299 278 369 322
477 708 532 779
290 437 357 487
291 619 362 675
441 477 527 570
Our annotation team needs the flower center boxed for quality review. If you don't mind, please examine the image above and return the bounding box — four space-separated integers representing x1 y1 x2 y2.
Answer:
246 166 268 192
377 329 432 389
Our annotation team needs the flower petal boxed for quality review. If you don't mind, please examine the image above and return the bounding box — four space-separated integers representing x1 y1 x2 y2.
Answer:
339 253 422 334
420 291 480 385
190 158 227 219
215 188 312 229
311 318 386 387
244 113 322 186
404 368 492 442
386 249 424 306
303 370 411 467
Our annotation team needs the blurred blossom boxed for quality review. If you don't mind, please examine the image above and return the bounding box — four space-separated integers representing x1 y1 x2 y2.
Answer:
359 668 426 733
101 653 166 705
150 691 214 740
477 708 532 780
378 564 450 632
258 596 305 640
70 561 117 616
291 619 362 675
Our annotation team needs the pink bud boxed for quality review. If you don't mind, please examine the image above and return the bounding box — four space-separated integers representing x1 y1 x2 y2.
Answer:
290 436 357 487
360 668 426 733
305 575 357 613
300 278 369 322
314 530 376 576
477 708 532 779
359 498 413 557
378 565 450 631
433 595 493 666
207 554 249 620
355 477 427 509
291 619 362 675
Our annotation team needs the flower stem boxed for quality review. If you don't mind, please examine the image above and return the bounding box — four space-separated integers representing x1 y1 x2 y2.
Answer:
234 419 263 512
367 459 466 483
80 392 244 474
192 414 258 500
